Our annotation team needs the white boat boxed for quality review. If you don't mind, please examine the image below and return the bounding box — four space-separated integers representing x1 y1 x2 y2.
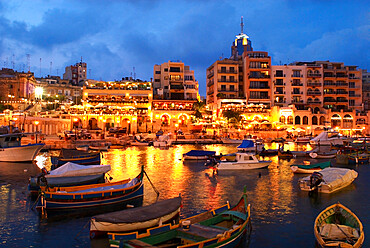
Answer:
309 151 337 159
0 133 44 162
29 162 111 195
221 138 243 144
310 131 352 146
153 135 172 147
298 168 358 194
237 139 264 153
216 153 271 170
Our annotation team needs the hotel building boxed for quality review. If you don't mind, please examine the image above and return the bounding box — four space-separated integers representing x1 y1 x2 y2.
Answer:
63 60 87 85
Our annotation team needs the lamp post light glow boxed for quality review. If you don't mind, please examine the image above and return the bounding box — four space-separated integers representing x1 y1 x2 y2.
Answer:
34 121 40 143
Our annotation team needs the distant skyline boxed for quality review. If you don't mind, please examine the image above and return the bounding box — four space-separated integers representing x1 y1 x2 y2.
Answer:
0 0 369 96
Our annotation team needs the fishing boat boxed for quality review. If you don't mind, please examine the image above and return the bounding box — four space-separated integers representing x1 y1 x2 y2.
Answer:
278 149 294 159
336 147 358 165
36 167 144 212
310 131 352 146
348 152 370 165
0 132 44 162
216 153 271 170
50 148 101 168
28 162 111 196
295 137 311 144
89 145 109 151
290 161 331 174
309 151 337 159
298 168 358 194
109 186 251 248
90 196 182 239
76 145 89 151
314 203 364 248
183 150 216 160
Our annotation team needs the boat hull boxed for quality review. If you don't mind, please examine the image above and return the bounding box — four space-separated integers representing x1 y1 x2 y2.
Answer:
217 161 271 170
51 153 101 167
290 166 323 174
314 203 364 248
0 143 44 162
28 174 105 195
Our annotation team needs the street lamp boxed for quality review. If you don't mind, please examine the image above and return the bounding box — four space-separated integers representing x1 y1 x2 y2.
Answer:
34 121 39 143
73 118 78 141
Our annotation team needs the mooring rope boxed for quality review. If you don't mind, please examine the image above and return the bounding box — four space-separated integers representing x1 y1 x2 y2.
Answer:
143 169 160 201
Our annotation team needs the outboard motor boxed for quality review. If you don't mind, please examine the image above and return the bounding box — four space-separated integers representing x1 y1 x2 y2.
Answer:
309 172 323 191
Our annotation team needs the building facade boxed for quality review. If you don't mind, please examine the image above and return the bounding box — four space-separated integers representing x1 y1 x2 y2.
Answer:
63 60 87 85
0 68 36 102
153 61 199 101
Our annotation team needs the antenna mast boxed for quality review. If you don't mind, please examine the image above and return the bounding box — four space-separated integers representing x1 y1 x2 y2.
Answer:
26 54 30 72
241 16 244 34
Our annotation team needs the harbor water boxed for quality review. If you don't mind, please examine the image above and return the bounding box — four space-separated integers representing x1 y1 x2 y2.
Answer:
0 143 369 247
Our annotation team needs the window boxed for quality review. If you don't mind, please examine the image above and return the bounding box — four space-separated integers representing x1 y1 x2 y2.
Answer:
293 70 301 77
170 67 180 72
221 76 226 82
349 100 355 106
154 79 160 82
230 85 235 91
229 67 235 73
221 85 226 91
276 70 284 77
155 71 161 74
221 67 226 73
230 76 235 82
164 68 168 72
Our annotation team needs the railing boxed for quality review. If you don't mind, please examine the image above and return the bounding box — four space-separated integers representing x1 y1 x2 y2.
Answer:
218 70 237 74
349 94 361 97
336 91 348 95
207 71 214 78
292 83 303 86
307 82 321 87
274 91 285 94
336 83 348 87
219 79 238 83
291 74 303 78
291 91 303 95
336 74 348 78
307 100 321 104
307 73 321 77
274 82 285 86
307 92 321 95
249 86 270 89
274 74 285 77
248 75 270 79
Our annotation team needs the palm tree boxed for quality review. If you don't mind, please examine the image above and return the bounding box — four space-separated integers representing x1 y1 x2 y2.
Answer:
222 109 242 128
192 100 206 121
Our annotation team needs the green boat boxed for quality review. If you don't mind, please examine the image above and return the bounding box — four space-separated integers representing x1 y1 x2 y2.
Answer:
109 186 251 248
314 202 364 248
290 161 331 174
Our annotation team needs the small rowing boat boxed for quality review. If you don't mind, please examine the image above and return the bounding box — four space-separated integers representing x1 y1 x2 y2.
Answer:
90 196 182 239
290 161 331 174
314 202 364 248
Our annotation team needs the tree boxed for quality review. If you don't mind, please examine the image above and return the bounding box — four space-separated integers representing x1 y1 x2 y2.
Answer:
192 100 206 121
222 109 242 127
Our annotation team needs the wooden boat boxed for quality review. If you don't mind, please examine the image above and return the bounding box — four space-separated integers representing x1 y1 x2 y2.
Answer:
290 161 331 174
36 167 144 212
51 148 101 168
76 145 89 151
183 150 216 160
90 196 182 239
309 151 337 159
314 203 364 248
28 162 111 196
278 149 294 159
0 132 44 162
216 152 271 170
348 152 370 165
298 168 358 194
109 186 251 248
89 144 109 151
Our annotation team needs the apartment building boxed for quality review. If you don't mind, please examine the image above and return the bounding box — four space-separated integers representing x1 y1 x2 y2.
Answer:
362 69 370 111
63 60 87 85
243 51 272 107
153 61 199 101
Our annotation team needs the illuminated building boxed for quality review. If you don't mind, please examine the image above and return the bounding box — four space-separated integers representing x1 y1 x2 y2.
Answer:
81 78 152 132
362 69 370 111
63 58 87 85
153 61 199 101
0 68 36 104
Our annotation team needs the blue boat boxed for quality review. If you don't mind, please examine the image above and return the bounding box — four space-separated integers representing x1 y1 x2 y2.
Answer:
51 148 101 168
36 167 144 212
183 150 216 160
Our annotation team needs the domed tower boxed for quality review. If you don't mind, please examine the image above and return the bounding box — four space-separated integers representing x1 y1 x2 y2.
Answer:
231 16 253 60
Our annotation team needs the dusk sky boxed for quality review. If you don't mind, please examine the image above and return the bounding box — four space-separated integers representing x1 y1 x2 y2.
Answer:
0 0 369 96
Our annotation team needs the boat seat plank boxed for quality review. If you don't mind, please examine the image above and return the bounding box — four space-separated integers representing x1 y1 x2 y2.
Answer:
178 224 225 239
222 210 247 221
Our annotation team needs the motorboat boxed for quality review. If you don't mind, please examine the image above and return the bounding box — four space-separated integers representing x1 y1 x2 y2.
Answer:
298 168 358 194
183 150 216 160
153 135 172 148
310 131 352 146
295 137 311 144
216 152 271 170
237 139 264 153
314 203 364 248
0 132 44 162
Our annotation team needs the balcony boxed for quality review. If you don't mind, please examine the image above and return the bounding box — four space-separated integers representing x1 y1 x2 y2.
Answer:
349 94 361 97
274 82 285 86
207 81 214 87
207 71 214 78
291 91 303 95
274 100 286 104
324 73 336 78
219 79 238 83
274 74 285 77
274 91 285 95
336 82 348 87
307 91 321 96
292 82 303 86
336 98 348 103
218 70 237 74
248 75 270 79
336 91 348 95
307 100 321 104
324 98 336 103
291 74 303 78
249 96 270 100
307 82 321 87
249 86 270 89
336 74 348 78
307 73 322 77
291 100 304 103
324 82 336 86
